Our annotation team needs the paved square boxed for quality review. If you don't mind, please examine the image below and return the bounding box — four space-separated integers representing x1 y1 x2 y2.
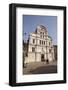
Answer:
23 61 57 75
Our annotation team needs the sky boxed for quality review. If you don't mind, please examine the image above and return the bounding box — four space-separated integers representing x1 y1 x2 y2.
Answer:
23 15 57 45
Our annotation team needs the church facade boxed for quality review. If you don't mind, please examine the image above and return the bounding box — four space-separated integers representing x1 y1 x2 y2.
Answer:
24 25 55 63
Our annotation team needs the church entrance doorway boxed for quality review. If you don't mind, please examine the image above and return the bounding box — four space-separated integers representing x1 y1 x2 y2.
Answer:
41 54 45 61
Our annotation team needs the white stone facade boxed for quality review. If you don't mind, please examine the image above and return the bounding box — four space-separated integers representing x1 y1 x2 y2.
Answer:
25 25 55 63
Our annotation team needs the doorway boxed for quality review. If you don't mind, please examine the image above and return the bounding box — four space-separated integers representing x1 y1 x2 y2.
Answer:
41 54 45 61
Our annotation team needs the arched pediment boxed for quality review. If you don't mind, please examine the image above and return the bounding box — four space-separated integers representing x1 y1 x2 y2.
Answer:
35 25 48 35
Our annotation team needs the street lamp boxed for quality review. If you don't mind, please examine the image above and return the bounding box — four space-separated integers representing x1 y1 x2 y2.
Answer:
23 32 28 68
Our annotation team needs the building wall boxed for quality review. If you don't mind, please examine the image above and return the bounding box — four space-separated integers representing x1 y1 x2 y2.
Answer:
25 25 55 63
27 52 36 62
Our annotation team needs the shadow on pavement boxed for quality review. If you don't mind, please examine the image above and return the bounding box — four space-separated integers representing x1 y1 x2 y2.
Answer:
30 65 57 74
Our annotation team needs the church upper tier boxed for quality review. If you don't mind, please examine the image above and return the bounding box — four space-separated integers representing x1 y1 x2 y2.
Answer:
35 25 48 36
28 25 52 46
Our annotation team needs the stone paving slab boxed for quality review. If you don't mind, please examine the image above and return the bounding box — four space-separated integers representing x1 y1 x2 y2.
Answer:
23 61 57 75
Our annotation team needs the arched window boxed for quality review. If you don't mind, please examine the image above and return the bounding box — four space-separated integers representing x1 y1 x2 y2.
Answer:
42 41 43 45
33 39 35 44
32 47 35 52
40 40 41 45
44 41 45 45
49 49 51 53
